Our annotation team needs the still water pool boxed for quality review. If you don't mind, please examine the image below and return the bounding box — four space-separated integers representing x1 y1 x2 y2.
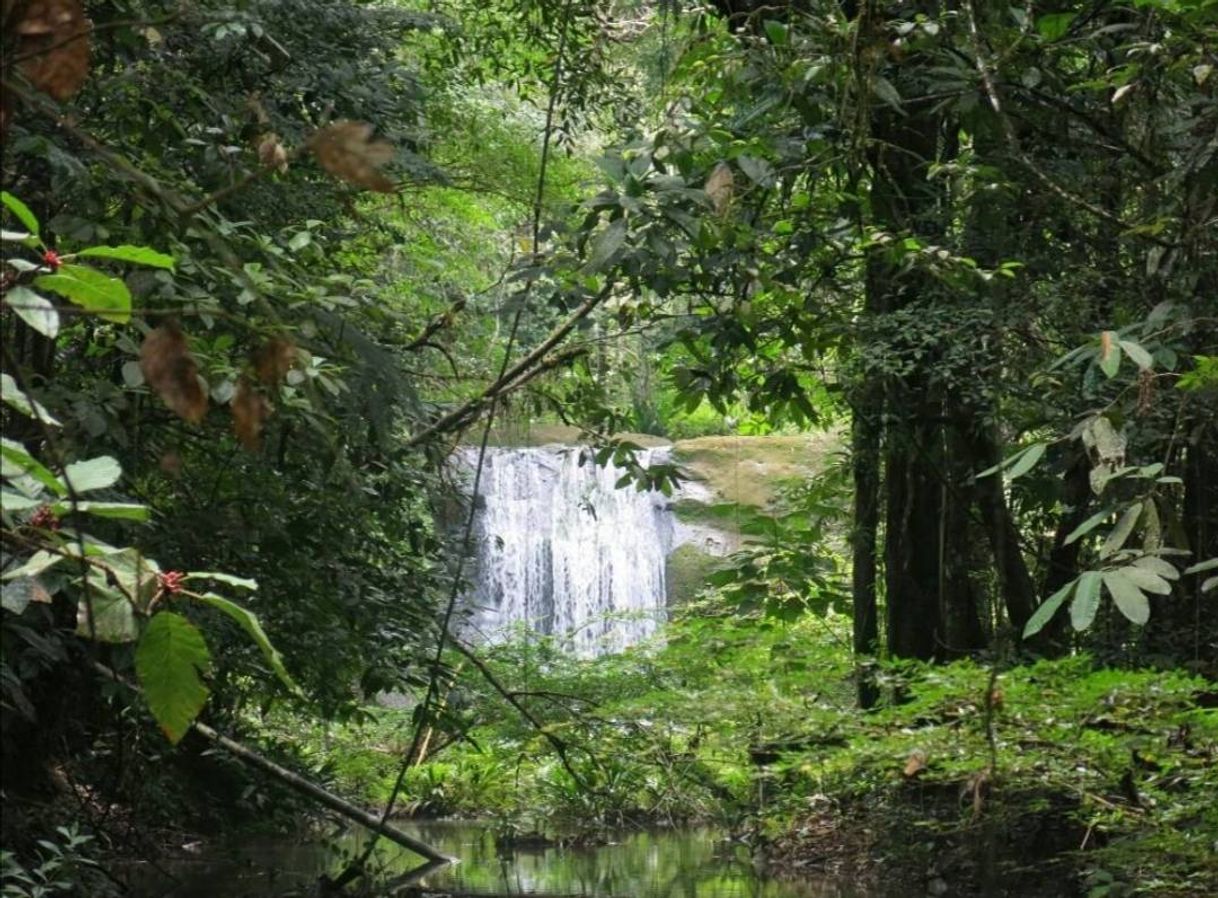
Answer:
128 820 862 897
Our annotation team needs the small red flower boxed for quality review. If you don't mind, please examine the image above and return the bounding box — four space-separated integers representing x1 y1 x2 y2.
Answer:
29 505 61 530
42 249 62 270
157 570 185 595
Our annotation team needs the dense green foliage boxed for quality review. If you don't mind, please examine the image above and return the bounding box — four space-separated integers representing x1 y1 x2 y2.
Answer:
2 0 1216 896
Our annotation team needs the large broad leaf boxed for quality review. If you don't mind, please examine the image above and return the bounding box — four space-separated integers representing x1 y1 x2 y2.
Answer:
51 500 149 521
1100 502 1142 559
135 612 211 744
1 490 43 511
585 218 627 272
198 593 299 694
1023 579 1075 638
1070 571 1103 631
1133 556 1179 581
60 456 122 493
3 286 60 338
1119 565 1172 595
34 264 132 323
1103 570 1150 625
183 572 258 591
76 245 175 270
77 581 139 643
1065 507 1114 546
1 373 61 425
2 577 51 614
1119 340 1154 371
1 191 40 235
1 437 67 496
92 548 160 611
1006 442 1047 481
1 550 64 582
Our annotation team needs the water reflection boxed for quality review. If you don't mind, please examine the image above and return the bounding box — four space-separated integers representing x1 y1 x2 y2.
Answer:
128 820 859 898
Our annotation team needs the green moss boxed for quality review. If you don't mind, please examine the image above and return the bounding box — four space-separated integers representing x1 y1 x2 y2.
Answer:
665 544 723 606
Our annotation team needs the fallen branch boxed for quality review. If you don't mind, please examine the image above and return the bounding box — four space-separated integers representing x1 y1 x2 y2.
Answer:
91 663 453 865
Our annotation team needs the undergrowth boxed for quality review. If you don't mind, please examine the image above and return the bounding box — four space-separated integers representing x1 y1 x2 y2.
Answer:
271 606 1216 895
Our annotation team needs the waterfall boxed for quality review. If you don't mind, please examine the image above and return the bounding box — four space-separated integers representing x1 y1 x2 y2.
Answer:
463 446 674 656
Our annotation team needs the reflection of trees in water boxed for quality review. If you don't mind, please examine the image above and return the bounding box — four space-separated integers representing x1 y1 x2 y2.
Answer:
394 823 849 897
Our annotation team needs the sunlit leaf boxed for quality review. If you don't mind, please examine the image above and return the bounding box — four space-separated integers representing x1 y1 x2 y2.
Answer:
35 265 131 323
1103 571 1150 625
61 456 122 493
77 244 175 270
1070 571 1103 631
135 612 211 744
3 286 59 338
1 373 61 425
197 592 299 694
1023 579 1075 638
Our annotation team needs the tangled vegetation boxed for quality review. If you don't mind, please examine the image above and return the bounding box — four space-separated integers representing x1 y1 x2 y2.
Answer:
2 0 1216 896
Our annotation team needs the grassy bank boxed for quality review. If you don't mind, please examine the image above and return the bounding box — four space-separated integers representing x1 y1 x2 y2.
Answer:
271 607 1217 896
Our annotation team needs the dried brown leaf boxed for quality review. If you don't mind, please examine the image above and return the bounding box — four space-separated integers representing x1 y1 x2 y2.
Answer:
705 162 734 216
139 323 207 424
14 0 92 101
257 132 288 174
232 378 268 450
902 750 928 778
308 120 396 193
253 337 297 385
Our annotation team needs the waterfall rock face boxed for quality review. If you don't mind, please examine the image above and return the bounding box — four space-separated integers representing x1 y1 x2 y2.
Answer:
465 446 674 656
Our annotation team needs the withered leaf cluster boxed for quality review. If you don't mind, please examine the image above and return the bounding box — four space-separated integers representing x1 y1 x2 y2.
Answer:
256 132 289 174
232 378 268 450
308 120 396 193
6 0 91 99
139 323 207 424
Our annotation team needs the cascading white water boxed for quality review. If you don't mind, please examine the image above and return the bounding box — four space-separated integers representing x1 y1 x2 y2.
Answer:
463 446 674 656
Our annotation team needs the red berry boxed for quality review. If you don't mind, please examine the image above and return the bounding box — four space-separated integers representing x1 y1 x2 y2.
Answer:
42 249 61 270
29 505 61 530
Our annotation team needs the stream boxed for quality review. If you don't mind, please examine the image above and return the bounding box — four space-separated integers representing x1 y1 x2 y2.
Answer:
127 820 864 897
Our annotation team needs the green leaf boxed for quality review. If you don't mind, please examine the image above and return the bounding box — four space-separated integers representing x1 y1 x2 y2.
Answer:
1119 565 1172 595
3 286 60 338
1098 332 1121 378
61 456 122 493
1065 507 1113 545
91 548 159 611
872 76 902 110
76 245 175 270
0 437 67 496
197 593 299 694
183 572 258 591
1070 571 1103 631
1100 502 1141 559
1118 340 1154 371
1132 556 1179 581
1036 12 1075 40
1006 442 1047 481
762 19 788 45
1 191 40 236
1 490 43 511
1023 579 1075 638
1 550 63 582
1103 570 1150 625
50 500 149 521
1 373 61 425
2 578 48 614
1183 557 1218 576
34 265 132 323
585 218 627 272
77 582 139 643
135 612 211 744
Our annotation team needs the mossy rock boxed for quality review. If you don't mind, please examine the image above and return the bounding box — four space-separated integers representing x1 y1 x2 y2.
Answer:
665 543 723 607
